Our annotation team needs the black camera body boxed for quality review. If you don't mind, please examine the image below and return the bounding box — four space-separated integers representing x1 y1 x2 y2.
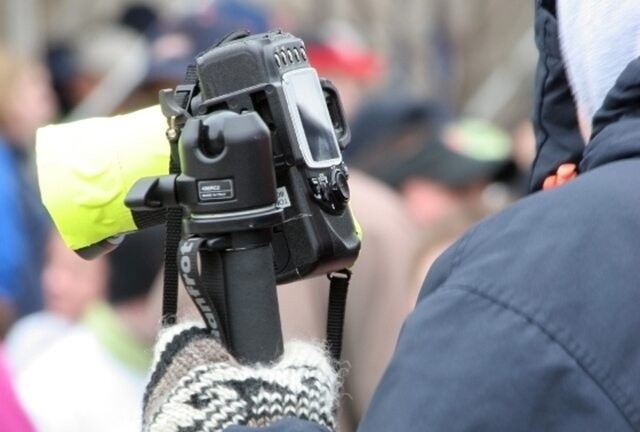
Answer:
123 30 360 362
144 30 360 284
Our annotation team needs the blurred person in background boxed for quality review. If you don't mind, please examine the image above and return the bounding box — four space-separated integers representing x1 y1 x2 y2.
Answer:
361 111 514 226
68 23 149 116
45 0 268 118
119 3 159 39
15 227 165 432
141 0 271 107
61 0 272 118
409 206 491 307
41 233 109 321
0 45 56 338
46 23 144 116
45 3 159 117
4 232 109 373
347 95 447 164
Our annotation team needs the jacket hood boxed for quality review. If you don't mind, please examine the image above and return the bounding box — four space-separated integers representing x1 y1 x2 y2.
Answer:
581 57 640 173
557 0 640 120
529 2 640 190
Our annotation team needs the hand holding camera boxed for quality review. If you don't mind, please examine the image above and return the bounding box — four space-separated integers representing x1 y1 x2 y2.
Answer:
142 322 339 432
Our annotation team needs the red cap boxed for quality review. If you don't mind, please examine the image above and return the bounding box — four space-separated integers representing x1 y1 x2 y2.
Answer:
305 42 383 82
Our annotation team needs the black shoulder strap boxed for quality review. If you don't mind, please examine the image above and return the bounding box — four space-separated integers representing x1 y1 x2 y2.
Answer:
326 269 351 363
161 65 198 326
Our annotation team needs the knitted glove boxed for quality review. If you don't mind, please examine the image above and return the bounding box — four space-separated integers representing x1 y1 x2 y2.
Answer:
142 323 339 432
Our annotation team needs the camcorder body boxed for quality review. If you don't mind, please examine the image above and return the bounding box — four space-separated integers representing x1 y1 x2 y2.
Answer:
130 29 361 283
123 30 361 360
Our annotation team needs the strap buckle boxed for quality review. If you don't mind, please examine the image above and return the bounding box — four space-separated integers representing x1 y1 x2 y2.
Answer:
327 268 352 281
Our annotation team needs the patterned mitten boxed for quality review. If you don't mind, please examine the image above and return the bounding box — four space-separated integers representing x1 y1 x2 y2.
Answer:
143 323 339 431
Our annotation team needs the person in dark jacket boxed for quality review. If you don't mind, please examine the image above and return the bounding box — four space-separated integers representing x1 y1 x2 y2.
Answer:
143 1 640 431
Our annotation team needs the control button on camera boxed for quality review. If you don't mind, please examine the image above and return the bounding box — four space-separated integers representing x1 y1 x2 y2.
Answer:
331 170 350 204
308 177 322 197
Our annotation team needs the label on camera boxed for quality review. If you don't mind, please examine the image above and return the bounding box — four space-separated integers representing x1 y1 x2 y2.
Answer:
276 187 291 209
198 180 234 201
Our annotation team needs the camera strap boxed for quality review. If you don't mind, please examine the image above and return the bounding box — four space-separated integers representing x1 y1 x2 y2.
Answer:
161 65 198 327
326 269 351 362
162 159 182 327
177 237 227 344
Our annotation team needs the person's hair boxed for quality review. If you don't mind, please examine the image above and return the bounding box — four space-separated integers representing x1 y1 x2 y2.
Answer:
106 226 165 305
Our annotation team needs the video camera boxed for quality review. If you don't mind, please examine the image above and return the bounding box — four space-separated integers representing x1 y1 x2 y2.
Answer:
125 30 361 362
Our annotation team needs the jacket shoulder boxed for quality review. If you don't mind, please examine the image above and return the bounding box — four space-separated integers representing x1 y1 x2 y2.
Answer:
406 165 640 430
361 285 633 431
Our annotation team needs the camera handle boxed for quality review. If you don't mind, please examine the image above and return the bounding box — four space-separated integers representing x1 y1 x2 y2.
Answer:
178 231 284 364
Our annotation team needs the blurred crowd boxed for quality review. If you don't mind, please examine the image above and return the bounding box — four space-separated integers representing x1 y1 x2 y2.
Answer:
0 1 536 431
